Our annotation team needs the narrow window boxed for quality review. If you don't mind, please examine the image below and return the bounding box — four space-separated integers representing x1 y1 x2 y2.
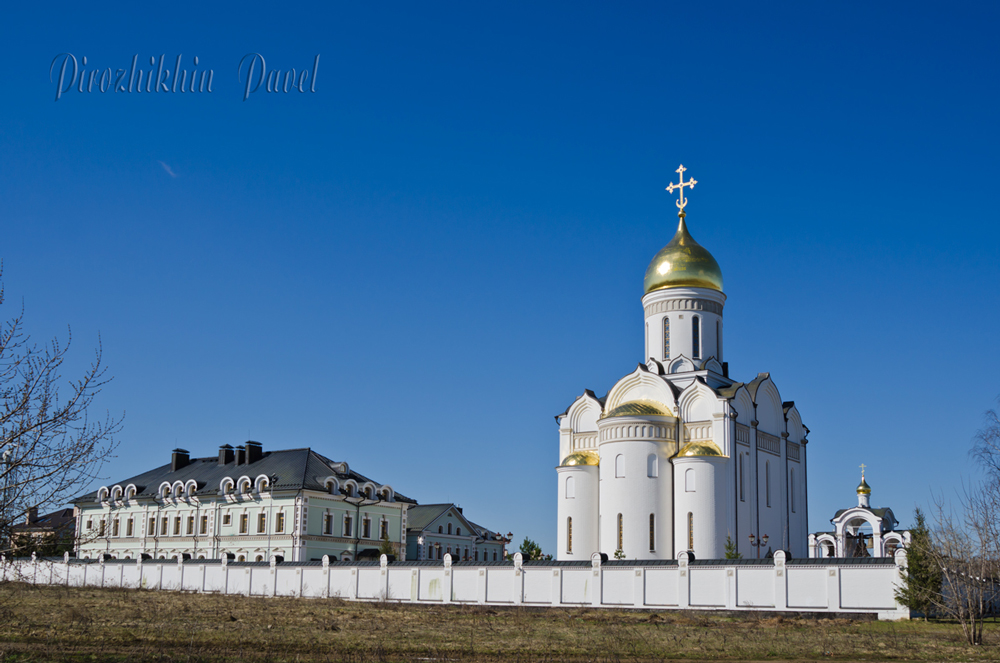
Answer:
663 316 670 360
617 513 623 551
200 515 208 534
380 519 388 540
456 527 461 536
685 467 696 492
223 513 232 526
447 523 452 535
173 517 181 535
344 515 353 538
567 517 573 553
716 320 721 359
790 469 796 513
649 514 656 551
363 517 371 538
112 518 120 537
99 519 106 536
161 517 168 535
438 526 443 534
239 513 248 534
739 454 745 502
565 475 576 498
147 517 155 534
692 316 701 360
615 454 624 478
324 514 332 535
687 512 694 550
257 513 266 533
647 454 658 478
126 518 134 537
766 461 771 507
276 512 285 533
187 516 195 535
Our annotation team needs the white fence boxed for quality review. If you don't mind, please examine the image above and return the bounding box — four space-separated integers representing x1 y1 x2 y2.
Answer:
1 549 910 620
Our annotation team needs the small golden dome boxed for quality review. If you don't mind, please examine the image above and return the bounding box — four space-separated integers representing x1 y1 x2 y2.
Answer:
676 441 724 458
643 216 723 294
601 400 673 419
857 478 871 495
561 452 599 467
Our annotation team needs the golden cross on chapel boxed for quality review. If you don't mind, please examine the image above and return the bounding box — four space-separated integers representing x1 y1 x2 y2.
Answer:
666 164 697 216
859 463 867 478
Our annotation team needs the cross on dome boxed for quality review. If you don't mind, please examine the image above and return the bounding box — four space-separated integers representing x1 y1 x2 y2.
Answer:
665 164 697 216
859 463 867 479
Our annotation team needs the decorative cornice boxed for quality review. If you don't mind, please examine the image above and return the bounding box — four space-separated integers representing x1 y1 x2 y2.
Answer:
644 298 724 317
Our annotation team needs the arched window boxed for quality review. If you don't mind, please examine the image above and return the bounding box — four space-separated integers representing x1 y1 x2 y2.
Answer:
649 514 655 552
615 454 624 478
766 461 771 507
692 316 701 360
647 454 658 478
447 523 452 535
685 467 696 492
790 468 796 513
438 526 442 534
565 475 576 499
456 528 461 536
662 317 670 360
687 512 694 550
567 517 573 553
616 513 623 551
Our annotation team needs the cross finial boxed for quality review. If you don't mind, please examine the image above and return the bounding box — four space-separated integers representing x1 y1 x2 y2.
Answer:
859 463 867 478
666 164 697 216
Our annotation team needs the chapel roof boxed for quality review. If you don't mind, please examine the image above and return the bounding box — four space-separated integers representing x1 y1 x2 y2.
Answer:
643 215 724 294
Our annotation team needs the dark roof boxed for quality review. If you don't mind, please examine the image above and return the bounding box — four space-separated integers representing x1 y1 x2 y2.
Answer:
832 506 896 523
11 508 75 533
745 372 770 401
75 447 415 504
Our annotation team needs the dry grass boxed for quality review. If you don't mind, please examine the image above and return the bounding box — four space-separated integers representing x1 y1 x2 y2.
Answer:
0 583 998 662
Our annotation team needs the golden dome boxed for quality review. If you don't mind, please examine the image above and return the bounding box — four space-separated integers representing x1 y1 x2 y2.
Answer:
857 477 871 495
601 400 673 419
643 216 723 294
560 452 599 467
676 441 724 458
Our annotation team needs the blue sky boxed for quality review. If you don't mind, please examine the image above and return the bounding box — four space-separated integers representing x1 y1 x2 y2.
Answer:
2 2 999 554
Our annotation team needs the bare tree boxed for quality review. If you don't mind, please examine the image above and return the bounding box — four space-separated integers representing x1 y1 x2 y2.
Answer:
0 268 122 555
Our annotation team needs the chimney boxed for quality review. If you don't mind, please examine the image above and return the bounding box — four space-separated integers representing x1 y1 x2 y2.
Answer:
218 444 235 466
235 445 246 466
171 448 190 472
245 440 263 464
25 506 38 525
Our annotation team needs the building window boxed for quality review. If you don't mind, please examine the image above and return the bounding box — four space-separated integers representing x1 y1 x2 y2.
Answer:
200 515 208 535
161 517 168 536
380 518 388 540
616 513 623 551
362 517 371 539
685 467 696 492
565 475 575 499
173 517 180 536
687 512 694 550
86 519 93 531
647 454 658 478
112 518 120 537
438 526 442 534
447 523 452 535
99 519 106 536
566 517 573 553
147 517 155 535
663 316 670 360
126 518 134 537
649 514 655 551
344 515 353 538
790 469 796 513
239 513 248 534
187 516 195 535
615 454 624 478
256 512 265 533
324 513 333 535
692 316 701 360
766 461 771 507
739 454 745 502
223 513 232 526
276 512 285 533
456 527 461 536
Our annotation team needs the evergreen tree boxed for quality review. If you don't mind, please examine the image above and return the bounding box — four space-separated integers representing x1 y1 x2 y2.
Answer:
895 507 941 618
724 535 742 559
378 531 396 559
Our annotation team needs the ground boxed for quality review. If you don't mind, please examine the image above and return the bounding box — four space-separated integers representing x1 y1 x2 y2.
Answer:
0 585 998 662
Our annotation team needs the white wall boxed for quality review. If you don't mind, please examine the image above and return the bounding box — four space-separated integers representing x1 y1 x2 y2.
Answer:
556 466 598 561
642 287 726 365
2 550 910 621
673 456 727 559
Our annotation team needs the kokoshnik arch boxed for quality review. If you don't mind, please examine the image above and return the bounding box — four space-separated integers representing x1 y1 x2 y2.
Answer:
555 165 809 561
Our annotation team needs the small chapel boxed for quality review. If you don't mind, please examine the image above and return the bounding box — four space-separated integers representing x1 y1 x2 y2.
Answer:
555 166 810 561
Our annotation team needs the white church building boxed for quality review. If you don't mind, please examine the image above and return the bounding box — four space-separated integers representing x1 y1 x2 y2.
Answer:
556 166 809 561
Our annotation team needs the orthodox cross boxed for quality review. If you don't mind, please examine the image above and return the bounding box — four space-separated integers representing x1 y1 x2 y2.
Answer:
859 463 867 478
666 164 697 214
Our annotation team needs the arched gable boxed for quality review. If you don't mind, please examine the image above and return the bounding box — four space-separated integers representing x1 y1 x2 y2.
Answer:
667 355 695 374
646 358 665 375
732 386 754 425
604 365 676 414
752 376 783 436
254 474 271 493
567 392 602 432
784 404 804 443
678 379 720 422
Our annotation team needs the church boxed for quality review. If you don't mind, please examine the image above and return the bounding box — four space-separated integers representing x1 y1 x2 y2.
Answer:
556 166 809 561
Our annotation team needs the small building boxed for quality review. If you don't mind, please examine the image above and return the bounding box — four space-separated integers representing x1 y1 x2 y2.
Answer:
10 507 76 555
809 470 909 558
405 504 507 562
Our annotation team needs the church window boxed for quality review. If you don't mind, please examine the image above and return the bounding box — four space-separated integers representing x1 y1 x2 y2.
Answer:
649 514 655 551
187 516 194 535
112 518 120 537
739 455 745 502
687 513 694 550
685 468 696 492
344 515 353 538
615 454 624 478
200 515 208 534
692 316 701 360
276 512 285 533
765 461 771 507
565 475 576 498
257 513 267 533
790 469 796 513
663 317 670 360
126 518 134 537
362 516 372 538
222 513 231 526
447 523 452 535
647 454 658 478
240 513 248 534
617 513 623 551
567 517 573 552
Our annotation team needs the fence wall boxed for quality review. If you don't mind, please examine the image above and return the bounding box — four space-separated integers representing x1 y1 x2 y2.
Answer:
1 549 910 620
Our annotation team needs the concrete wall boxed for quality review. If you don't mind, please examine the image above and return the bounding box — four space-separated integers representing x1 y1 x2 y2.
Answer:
1 549 910 621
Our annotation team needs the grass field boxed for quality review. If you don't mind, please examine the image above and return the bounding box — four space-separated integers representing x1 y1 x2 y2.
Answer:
0 584 998 662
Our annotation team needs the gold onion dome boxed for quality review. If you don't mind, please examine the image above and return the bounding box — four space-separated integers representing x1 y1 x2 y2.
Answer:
643 216 724 294
676 441 725 458
857 477 872 495
561 452 599 467
601 400 673 419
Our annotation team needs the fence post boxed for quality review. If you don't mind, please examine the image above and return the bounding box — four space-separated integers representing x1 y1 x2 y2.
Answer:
443 554 453 603
677 551 691 609
827 562 840 611
590 552 602 607
552 567 562 607
270 555 278 597
512 553 523 605
892 548 911 620
322 555 330 599
380 554 389 601
633 566 644 609
773 550 787 610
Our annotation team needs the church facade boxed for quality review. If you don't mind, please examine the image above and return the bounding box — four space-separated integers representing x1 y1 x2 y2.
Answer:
556 167 809 561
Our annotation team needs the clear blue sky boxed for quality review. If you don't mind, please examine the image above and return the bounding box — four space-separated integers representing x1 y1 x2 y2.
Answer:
2 2 998 554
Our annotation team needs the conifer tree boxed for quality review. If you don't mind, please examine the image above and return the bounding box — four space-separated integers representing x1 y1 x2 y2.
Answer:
724 535 742 559
894 507 940 618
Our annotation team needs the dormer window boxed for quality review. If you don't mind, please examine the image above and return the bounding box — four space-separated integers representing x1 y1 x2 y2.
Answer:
662 317 670 360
